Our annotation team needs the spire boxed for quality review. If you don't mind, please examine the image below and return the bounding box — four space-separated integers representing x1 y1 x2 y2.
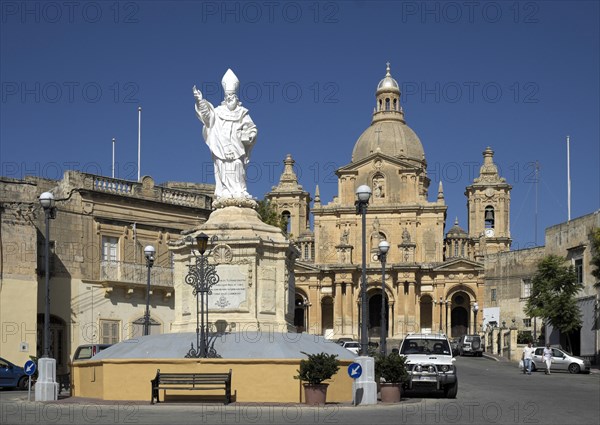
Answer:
454 217 459 225
437 181 444 202
473 146 505 184
314 185 321 206
272 154 302 192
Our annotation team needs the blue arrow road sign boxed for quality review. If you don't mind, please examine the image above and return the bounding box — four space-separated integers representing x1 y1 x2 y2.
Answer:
347 362 362 379
24 360 36 376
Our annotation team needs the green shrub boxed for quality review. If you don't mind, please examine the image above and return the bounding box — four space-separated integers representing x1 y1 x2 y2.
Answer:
375 352 409 383
296 352 340 385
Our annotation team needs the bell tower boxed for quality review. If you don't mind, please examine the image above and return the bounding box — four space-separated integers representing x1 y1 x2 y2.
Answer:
465 147 512 256
266 154 312 240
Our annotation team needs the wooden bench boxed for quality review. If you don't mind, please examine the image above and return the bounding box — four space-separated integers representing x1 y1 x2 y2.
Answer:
150 369 232 404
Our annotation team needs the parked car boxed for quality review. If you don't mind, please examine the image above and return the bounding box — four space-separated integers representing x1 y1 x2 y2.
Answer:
531 346 591 374
0 357 28 390
399 333 458 398
458 335 483 357
335 337 354 346
72 344 112 361
341 341 361 355
449 338 460 355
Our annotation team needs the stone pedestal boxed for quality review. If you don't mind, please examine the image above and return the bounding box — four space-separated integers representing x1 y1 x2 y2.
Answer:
171 206 298 334
352 356 377 405
35 357 59 401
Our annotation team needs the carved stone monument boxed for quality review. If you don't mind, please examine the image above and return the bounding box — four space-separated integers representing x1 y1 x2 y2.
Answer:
171 69 297 334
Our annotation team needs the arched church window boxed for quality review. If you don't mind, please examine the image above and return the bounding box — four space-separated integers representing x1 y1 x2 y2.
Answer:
379 99 382 111
393 98 397 111
385 98 390 111
484 206 495 229
282 211 291 234
454 241 459 257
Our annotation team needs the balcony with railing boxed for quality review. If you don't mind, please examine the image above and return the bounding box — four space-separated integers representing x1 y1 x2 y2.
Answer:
99 260 174 299
64 171 213 210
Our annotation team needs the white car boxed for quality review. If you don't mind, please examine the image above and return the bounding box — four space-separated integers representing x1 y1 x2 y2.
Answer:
399 333 458 398
531 347 591 374
341 341 360 355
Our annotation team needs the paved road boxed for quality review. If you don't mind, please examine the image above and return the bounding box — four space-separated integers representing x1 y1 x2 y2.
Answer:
2 356 599 425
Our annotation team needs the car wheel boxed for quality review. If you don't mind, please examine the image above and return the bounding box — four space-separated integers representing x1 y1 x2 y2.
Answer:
530 362 537 372
568 363 581 374
444 382 458 398
17 376 28 390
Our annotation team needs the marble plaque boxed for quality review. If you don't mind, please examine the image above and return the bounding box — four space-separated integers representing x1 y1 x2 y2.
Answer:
208 264 247 311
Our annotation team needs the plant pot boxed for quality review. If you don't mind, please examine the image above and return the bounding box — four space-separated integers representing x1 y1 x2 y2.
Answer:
303 383 328 405
380 383 401 403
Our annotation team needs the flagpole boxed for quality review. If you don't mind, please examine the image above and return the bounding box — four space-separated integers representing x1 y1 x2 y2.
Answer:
535 161 539 245
567 135 571 221
138 106 142 182
112 138 116 178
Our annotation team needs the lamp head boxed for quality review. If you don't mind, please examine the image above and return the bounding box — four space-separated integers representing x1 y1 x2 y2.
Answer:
144 245 155 260
196 233 209 255
355 185 372 203
39 192 55 209
473 302 479 312
378 240 390 255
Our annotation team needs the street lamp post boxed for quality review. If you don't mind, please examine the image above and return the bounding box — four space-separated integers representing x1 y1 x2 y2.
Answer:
39 192 56 358
377 240 390 356
185 233 220 358
472 302 479 334
355 185 371 356
445 300 450 335
438 297 443 332
37 191 57 402
143 245 155 336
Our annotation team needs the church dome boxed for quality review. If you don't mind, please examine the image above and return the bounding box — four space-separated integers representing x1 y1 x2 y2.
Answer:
352 121 425 163
447 218 468 237
352 64 425 165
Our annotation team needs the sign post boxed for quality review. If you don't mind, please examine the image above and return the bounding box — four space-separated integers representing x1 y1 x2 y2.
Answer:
24 360 36 401
347 362 363 406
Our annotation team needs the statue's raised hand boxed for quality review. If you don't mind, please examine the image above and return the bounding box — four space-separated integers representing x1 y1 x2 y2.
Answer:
192 85 203 104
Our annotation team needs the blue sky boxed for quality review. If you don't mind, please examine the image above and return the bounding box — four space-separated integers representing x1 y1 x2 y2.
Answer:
1 0 599 250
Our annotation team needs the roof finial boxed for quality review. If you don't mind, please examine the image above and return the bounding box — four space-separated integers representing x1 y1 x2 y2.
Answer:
386 62 391 77
454 217 459 225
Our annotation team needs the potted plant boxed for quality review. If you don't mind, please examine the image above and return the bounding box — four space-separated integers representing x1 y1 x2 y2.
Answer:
295 351 340 405
375 352 408 403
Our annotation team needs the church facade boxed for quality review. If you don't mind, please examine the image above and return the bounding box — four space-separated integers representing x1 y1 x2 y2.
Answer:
267 65 512 341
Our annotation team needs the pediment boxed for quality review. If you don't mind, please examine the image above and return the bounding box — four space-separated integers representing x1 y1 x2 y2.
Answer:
434 258 484 272
336 152 420 175
294 261 323 273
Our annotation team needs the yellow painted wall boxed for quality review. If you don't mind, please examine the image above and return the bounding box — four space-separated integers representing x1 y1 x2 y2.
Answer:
0 277 38 365
73 359 354 403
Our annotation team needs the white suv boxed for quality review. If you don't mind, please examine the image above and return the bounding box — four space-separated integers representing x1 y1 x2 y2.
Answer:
399 333 458 398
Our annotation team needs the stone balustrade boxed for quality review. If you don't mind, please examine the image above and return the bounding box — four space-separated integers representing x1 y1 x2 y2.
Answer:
100 260 173 287
68 172 212 209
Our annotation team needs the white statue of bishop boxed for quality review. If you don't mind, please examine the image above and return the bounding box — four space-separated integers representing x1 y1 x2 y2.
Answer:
193 69 258 201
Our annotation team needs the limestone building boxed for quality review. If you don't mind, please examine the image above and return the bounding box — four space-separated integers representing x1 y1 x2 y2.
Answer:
0 172 212 371
267 65 512 342
484 211 600 362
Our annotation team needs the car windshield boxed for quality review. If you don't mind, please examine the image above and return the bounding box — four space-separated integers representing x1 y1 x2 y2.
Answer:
401 339 451 355
75 347 93 360
345 343 360 348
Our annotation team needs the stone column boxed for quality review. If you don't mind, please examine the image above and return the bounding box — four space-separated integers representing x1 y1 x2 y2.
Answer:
343 282 354 336
334 282 343 337
508 327 518 361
